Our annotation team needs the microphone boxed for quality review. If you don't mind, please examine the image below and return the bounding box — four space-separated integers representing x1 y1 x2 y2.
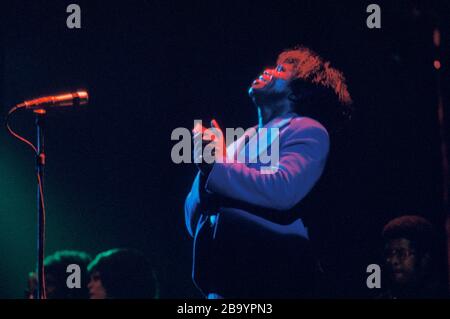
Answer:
17 91 89 110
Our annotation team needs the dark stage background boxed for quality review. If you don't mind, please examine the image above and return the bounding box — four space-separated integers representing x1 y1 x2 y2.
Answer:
1 1 449 298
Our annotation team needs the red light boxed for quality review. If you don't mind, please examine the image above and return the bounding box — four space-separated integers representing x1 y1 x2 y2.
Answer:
433 29 441 47
433 60 441 70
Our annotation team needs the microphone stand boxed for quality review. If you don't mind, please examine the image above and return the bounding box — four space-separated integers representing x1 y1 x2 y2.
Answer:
5 91 88 299
35 110 46 299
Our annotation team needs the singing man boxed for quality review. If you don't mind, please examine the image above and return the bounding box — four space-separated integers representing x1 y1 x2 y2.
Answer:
185 46 353 298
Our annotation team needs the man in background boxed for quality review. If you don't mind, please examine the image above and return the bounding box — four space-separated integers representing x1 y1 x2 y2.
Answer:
380 215 448 299
26 250 92 299
87 248 159 299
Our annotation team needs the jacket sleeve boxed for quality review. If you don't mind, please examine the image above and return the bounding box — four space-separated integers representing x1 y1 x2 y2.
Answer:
184 172 203 237
204 119 330 212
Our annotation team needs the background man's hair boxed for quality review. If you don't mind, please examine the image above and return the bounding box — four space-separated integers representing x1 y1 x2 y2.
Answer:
382 215 436 257
43 250 92 299
277 46 353 132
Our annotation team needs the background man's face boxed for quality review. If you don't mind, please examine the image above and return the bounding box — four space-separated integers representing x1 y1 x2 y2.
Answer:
248 63 296 103
87 272 107 299
384 238 421 286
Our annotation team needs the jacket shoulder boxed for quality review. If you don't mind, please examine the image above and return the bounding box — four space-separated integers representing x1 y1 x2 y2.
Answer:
284 116 329 140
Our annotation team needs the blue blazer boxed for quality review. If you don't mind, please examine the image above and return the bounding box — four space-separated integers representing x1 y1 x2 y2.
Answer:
184 113 330 298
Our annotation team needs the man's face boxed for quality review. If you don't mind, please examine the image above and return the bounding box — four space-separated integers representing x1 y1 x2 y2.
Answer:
384 238 421 287
248 63 296 102
87 272 107 299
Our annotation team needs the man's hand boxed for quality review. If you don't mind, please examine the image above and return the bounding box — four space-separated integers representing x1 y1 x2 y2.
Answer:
192 119 226 175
